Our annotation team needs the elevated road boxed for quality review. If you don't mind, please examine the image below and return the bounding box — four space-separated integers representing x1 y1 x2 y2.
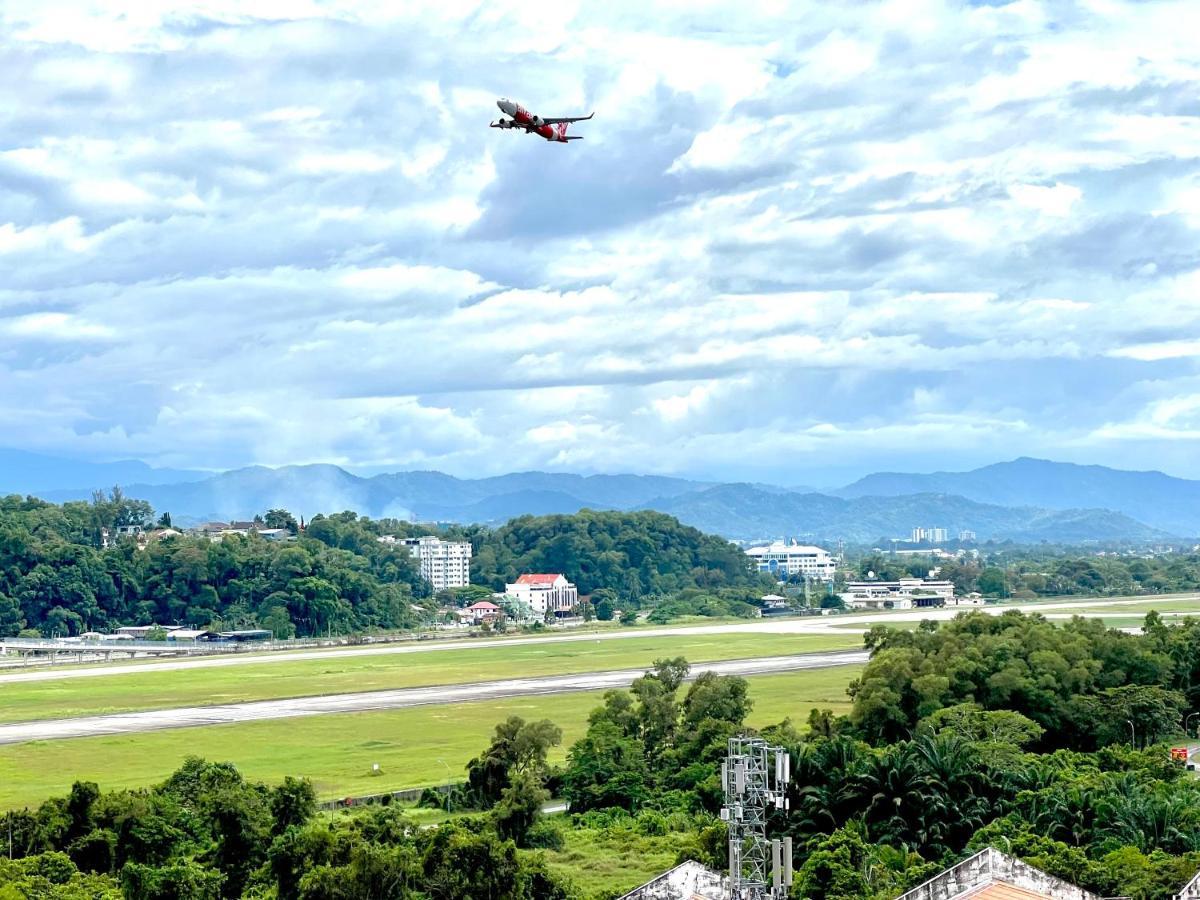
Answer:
0 649 867 745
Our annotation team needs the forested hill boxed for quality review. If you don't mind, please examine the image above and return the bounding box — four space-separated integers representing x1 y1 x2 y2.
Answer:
639 483 1169 543
0 496 756 638
470 509 758 595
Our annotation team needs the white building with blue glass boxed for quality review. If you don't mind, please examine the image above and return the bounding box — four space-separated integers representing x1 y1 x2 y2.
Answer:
744 541 837 582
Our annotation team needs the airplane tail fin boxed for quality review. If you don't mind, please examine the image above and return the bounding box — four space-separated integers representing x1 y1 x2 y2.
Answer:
555 122 583 142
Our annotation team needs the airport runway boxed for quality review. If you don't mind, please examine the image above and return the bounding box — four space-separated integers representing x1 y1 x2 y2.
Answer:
0 650 868 745
1 594 1191 686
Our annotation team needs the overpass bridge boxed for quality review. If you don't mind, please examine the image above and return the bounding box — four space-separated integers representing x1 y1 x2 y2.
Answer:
0 637 255 664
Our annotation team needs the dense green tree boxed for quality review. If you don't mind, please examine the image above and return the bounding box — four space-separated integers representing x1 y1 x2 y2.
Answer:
492 769 550 846
465 716 562 807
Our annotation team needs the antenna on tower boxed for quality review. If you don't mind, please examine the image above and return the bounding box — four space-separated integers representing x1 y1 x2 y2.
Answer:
721 736 793 899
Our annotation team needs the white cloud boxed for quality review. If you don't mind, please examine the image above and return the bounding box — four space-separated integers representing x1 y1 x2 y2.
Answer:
0 0 1197 480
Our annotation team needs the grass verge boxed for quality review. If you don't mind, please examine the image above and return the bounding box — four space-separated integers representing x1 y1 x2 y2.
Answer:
0 665 859 811
0 632 858 724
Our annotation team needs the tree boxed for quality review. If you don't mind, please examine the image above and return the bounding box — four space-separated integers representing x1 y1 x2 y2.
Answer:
421 825 524 900
1073 685 1188 749
793 826 872 900
592 587 618 620
265 509 300 535
682 673 751 729
492 769 549 847
563 720 650 812
122 861 222 899
0 592 25 636
465 717 561 807
270 777 316 836
977 567 1009 597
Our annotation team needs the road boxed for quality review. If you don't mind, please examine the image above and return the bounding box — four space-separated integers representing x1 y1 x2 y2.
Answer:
1 593 1193 686
0 650 866 745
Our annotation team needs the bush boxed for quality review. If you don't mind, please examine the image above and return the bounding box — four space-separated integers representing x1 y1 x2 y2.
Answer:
635 810 668 836
525 818 566 850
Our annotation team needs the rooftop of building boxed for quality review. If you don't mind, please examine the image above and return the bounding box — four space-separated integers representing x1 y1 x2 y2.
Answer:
894 848 1098 900
745 541 831 555
514 573 565 585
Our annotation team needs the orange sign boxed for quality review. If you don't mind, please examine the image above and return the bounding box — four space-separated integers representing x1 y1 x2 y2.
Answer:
1170 747 1188 761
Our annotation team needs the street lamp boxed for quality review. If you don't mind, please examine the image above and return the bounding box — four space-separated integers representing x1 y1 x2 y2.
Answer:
437 759 452 811
1126 719 1136 748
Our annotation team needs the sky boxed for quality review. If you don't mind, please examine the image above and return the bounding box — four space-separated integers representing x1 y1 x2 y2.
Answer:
1 0 1198 486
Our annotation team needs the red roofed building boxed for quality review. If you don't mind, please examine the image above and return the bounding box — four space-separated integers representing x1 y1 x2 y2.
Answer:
463 600 503 625
505 573 578 618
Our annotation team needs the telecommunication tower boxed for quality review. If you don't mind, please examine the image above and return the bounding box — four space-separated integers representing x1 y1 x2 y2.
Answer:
721 736 793 899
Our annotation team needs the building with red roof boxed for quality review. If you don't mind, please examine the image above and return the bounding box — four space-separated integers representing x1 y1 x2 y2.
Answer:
461 600 503 625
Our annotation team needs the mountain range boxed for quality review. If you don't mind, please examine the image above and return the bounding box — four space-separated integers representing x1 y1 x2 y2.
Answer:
7 449 1198 543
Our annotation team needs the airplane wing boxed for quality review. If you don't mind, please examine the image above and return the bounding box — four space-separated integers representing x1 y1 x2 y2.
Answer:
542 112 594 125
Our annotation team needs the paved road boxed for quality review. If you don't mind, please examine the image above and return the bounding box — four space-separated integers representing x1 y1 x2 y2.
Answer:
2 594 1193 686
0 650 867 745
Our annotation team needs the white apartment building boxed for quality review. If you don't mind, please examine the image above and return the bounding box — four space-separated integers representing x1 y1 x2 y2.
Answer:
379 535 472 591
839 578 956 610
744 541 837 582
504 573 579 618
912 526 950 544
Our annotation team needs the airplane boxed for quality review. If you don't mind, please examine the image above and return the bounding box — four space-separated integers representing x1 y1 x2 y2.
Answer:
490 98 593 143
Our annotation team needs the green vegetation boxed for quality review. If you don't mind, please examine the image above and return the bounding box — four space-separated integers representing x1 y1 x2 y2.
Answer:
854 550 1200 600
850 609 1200 746
11 607 1200 899
542 815 704 896
0 631 858 723
0 497 769 640
0 495 432 639
471 509 759 596
0 666 858 811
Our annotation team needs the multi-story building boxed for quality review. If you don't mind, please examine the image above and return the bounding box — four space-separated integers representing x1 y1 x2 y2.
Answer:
839 577 956 610
505 573 579 618
744 542 837 582
380 535 472 591
958 530 977 542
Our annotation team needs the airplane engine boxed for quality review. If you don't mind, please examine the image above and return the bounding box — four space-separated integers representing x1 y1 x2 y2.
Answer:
530 115 545 127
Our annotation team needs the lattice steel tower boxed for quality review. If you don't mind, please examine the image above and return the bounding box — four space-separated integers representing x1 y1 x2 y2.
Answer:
721 736 793 900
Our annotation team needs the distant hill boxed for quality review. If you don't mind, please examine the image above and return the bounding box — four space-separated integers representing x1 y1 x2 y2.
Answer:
639 484 1170 543
837 457 1200 536
16 447 1183 543
0 448 205 496
41 464 705 525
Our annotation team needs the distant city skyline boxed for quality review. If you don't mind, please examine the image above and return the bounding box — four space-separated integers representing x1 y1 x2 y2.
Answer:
1 3 1198 482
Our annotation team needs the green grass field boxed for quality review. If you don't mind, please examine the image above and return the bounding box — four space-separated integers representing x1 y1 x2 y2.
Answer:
0 665 859 811
1007 594 1200 614
543 825 696 897
0 632 858 724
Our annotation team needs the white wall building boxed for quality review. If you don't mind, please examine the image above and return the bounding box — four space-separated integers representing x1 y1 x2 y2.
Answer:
744 542 837 582
505 574 579 617
840 578 956 610
380 535 472 591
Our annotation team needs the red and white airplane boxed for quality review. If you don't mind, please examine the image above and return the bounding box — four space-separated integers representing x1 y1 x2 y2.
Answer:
490 98 592 143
